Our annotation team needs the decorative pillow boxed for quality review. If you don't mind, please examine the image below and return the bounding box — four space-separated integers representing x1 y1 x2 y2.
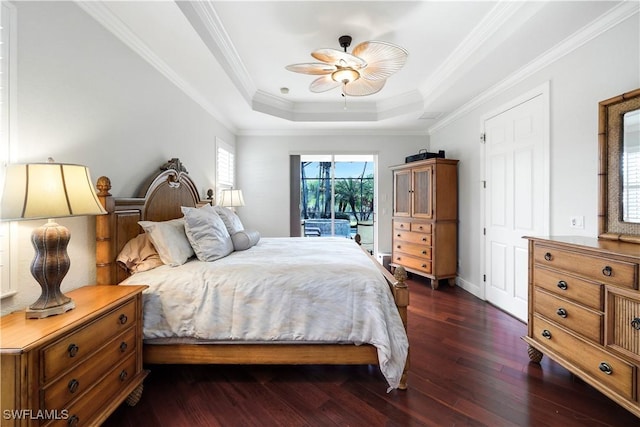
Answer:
116 233 164 273
213 205 244 235
138 218 194 267
231 229 260 251
181 204 234 261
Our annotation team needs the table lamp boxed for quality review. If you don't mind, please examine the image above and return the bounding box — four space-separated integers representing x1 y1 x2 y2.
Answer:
219 189 245 208
0 160 106 318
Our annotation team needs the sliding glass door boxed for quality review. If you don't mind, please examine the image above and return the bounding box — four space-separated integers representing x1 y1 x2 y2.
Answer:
299 154 375 253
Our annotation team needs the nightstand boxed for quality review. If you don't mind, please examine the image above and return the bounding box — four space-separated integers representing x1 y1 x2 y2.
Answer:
1 285 148 426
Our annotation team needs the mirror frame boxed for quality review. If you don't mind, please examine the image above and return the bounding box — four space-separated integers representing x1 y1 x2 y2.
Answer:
598 88 640 244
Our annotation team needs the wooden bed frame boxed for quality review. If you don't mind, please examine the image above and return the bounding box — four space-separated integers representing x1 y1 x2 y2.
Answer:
95 158 410 389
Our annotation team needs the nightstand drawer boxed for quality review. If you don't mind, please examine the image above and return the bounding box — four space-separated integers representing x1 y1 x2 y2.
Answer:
533 315 634 400
43 327 137 411
42 299 136 382
534 244 637 289
534 288 603 343
534 266 603 310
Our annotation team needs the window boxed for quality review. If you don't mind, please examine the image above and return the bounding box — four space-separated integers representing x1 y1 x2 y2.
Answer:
216 137 235 192
0 1 16 298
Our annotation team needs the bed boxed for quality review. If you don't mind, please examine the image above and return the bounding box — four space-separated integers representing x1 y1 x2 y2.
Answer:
95 158 409 390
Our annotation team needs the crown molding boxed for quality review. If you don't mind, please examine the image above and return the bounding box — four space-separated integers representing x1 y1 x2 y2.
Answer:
236 128 429 137
428 1 639 135
75 1 236 133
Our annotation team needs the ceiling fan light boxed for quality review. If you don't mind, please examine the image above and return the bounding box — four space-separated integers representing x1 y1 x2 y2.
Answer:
331 69 360 84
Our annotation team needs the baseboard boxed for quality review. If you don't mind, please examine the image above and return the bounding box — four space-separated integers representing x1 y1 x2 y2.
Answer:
455 276 484 300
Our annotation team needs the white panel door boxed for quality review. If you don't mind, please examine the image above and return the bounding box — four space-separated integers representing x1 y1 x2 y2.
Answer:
484 92 548 321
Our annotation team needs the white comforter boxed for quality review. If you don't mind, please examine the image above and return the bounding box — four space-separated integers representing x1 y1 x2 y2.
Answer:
120 237 408 389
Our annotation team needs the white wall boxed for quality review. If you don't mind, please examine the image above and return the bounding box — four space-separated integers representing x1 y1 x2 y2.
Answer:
2 2 235 314
428 15 640 298
236 134 428 253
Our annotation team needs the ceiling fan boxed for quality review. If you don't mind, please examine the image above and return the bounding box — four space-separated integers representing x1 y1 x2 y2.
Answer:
285 35 408 97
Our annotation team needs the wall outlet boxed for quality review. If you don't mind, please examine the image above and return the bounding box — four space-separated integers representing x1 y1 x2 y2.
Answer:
570 216 584 229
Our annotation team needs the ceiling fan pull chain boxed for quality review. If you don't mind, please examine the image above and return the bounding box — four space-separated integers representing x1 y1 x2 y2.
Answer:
342 85 348 110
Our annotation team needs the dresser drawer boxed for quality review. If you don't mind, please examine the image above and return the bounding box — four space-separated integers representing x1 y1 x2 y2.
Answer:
534 288 602 343
532 315 635 400
410 222 431 233
394 230 432 246
42 299 136 382
393 241 432 259
534 266 603 310
534 244 637 289
43 327 137 411
392 252 432 274
48 354 138 427
606 287 640 363
393 220 411 231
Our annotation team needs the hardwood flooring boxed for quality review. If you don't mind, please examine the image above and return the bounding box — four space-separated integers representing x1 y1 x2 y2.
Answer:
103 276 638 426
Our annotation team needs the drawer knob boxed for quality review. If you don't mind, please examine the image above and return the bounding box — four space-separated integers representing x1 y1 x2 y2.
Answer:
119 369 128 382
119 341 128 352
396 245 401 249
602 266 613 277
544 252 552 261
68 379 79 393
421 264 427 268
422 237 427 242
557 280 568 290
556 308 567 318
396 233 401 237
67 415 79 427
67 344 79 358
598 362 613 375
119 314 128 325
631 317 640 330
541 329 552 339
400 224 405 228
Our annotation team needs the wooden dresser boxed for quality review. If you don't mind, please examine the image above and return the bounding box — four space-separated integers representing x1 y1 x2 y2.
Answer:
1 285 148 426
390 158 458 289
523 236 640 417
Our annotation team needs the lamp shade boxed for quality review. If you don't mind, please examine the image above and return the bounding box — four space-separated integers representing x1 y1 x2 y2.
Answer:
219 189 245 208
1 162 106 221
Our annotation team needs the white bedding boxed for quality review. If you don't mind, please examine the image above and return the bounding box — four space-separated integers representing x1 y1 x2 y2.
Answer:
120 237 408 389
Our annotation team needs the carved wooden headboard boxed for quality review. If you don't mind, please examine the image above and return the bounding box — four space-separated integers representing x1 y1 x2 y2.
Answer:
95 158 207 285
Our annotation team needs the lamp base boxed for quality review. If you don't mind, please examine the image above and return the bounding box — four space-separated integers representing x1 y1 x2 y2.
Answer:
26 299 75 319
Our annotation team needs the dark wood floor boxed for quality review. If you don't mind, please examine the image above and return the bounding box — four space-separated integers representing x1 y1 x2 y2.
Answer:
103 276 638 426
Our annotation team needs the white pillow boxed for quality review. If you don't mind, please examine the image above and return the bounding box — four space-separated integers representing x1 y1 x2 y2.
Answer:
181 204 234 261
213 205 244 235
231 230 260 251
138 218 194 267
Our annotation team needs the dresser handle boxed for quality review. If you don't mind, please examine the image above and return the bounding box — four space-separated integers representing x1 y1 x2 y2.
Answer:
631 318 640 330
544 252 552 261
67 415 79 427
557 280 568 290
68 379 79 393
119 341 128 352
422 237 427 242
602 266 612 277
119 369 128 381
396 245 401 249
556 308 567 318
119 314 128 325
400 224 405 228
541 330 552 339
67 344 79 358
421 250 427 255
421 264 427 268
396 233 401 237
598 362 613 375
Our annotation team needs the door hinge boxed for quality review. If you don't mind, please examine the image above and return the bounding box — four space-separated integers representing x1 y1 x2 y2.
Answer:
483 227 486 235
482 180 486 189
483 274 486 282
480 133 486 143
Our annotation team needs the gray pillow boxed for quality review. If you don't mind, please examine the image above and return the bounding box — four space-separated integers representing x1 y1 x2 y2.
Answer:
231 229 260 251
181 204 234 261
213 205 244 234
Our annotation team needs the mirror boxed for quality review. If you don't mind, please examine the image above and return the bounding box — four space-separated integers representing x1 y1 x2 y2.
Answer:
598 88 640 243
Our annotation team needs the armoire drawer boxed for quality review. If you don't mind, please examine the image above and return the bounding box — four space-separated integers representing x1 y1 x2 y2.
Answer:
394 230 432 246
534 244 637 289
533 266 603 310
532 315 635 400
393 220 411 231
410 222 431 233
42 298 136 383
393 241 431 259
534 288 602 343
392 253 432 274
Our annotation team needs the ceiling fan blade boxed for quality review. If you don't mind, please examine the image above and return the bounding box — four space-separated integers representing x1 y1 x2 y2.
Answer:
344 78 386 96
352 41 408 81
310 75 342 93
311 48 367 69
285 63 337 75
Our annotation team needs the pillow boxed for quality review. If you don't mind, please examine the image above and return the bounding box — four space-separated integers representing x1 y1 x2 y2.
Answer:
231 230 260 251
117 233 164 273
213 205 244 235
138 218 194 267
181 204 234 261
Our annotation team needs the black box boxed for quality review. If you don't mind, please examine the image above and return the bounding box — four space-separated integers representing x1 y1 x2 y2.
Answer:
405 150 445 163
